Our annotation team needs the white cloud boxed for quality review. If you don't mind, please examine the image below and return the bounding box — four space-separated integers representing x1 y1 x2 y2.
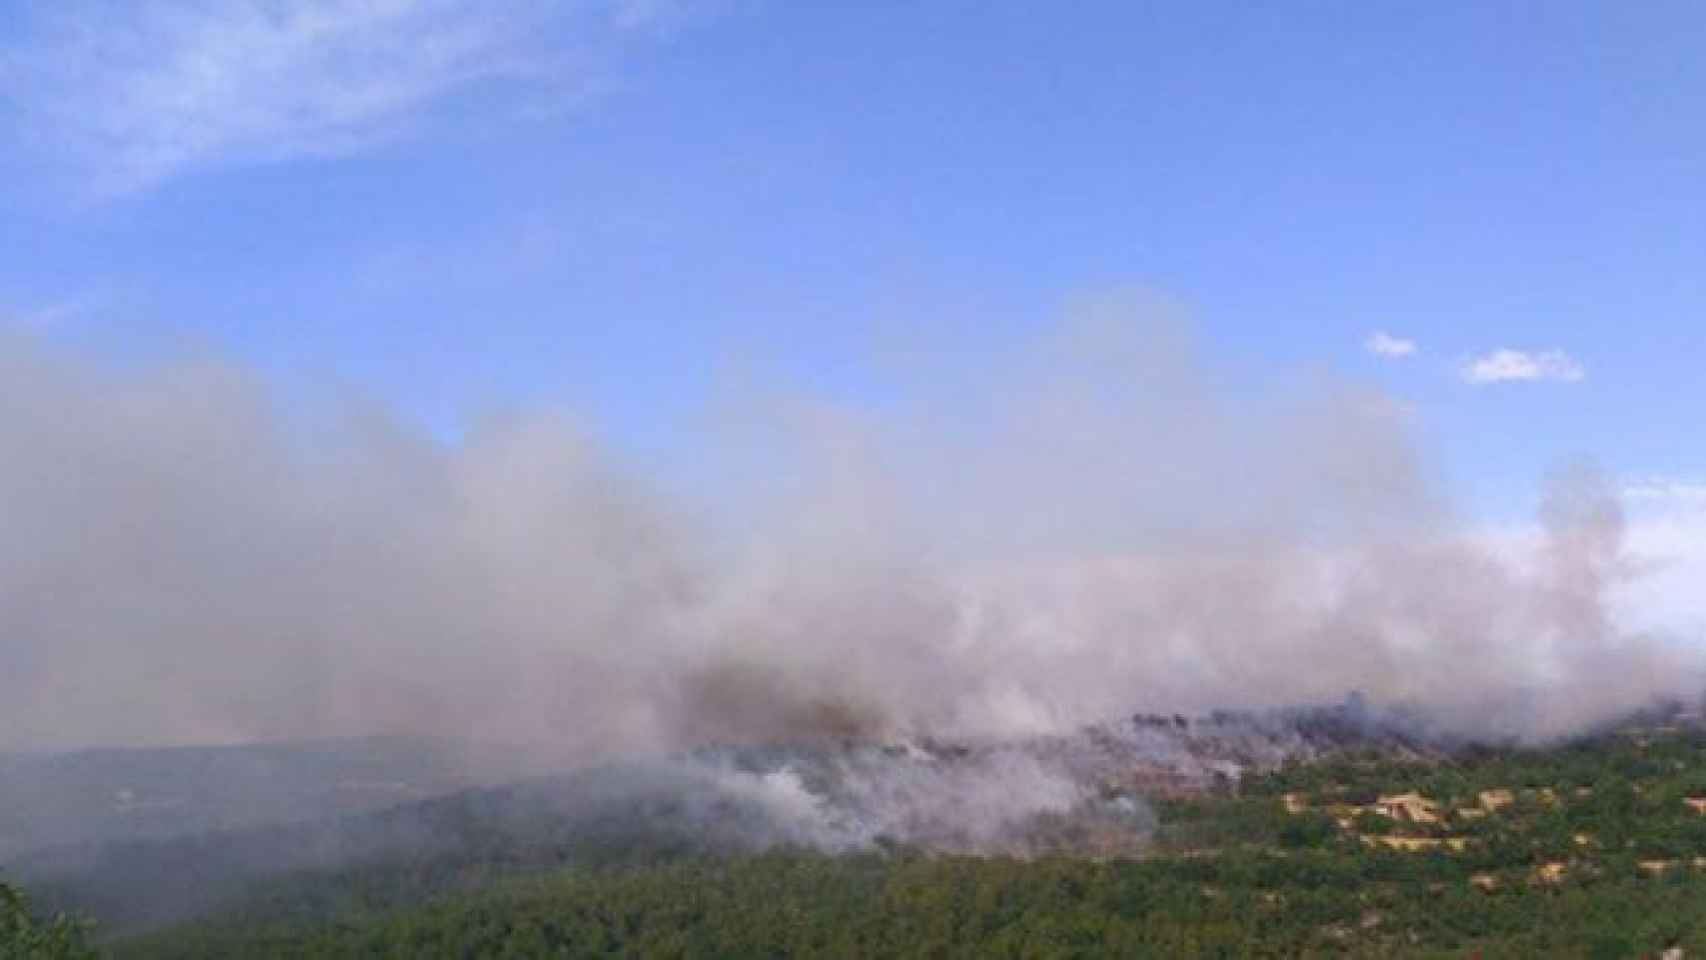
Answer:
0 1 678 196
1363 331 1416 358
1459 348 1586 384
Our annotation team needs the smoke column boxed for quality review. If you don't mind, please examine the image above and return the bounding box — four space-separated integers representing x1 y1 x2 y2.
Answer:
1 296 1697 754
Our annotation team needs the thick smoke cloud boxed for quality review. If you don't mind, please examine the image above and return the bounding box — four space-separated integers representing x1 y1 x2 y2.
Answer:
1 298 1697 753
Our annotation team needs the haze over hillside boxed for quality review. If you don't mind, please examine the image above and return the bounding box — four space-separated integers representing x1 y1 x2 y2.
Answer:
0 694 1484 932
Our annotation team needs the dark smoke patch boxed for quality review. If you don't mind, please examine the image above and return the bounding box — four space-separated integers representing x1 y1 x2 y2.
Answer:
667 660 891 744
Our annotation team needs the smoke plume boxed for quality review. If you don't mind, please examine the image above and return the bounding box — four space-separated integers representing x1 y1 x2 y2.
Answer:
1 296 1696 754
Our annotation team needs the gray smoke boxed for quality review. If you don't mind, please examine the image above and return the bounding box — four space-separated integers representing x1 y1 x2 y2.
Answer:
1 296 1697 755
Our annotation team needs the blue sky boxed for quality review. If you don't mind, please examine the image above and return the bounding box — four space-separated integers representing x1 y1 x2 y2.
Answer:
1 0 1702 522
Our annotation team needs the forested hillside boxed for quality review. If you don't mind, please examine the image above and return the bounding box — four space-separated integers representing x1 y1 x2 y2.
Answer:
82 724 1706 958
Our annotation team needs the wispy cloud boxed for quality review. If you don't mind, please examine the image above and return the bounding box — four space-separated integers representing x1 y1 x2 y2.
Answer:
1363 331 1416 358
1623 476 1706 509
1352 392 1416 423
0 291 106 330
0 1 679 197
1459 348 1585 384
